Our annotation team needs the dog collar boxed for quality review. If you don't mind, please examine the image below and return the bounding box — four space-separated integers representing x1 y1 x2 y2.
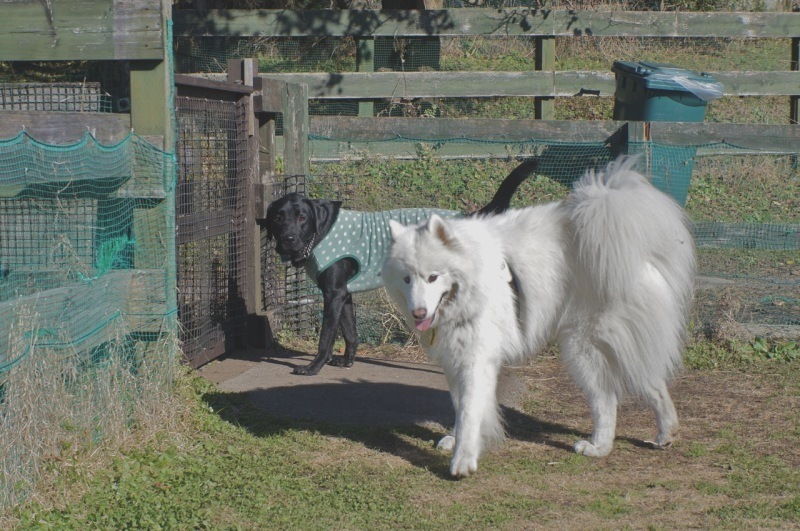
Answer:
291 233 317 267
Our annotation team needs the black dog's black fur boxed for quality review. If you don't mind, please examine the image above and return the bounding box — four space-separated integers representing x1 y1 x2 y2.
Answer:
265 159 538 375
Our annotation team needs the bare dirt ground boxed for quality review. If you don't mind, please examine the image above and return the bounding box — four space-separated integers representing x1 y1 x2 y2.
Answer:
370 336 799 523
212 336 799 528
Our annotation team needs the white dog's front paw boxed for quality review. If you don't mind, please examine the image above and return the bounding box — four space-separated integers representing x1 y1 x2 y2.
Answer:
573 439 612 457
436 435 455 452
450 452 478 478
646 432 678 450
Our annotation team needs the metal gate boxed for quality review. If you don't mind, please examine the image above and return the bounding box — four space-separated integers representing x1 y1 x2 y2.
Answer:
174 75 254 367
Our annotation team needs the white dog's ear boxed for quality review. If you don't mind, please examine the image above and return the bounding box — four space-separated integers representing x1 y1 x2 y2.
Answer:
388 219 406 241
425 214 458 248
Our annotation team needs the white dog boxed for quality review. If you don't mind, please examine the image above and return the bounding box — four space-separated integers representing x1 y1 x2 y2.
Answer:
382 158 695 477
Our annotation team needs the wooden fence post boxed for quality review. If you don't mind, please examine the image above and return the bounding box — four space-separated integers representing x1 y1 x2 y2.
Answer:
282 82 310 177
535 37 555 120
791 37 799 125
791 37 799 170
129 0 176 323
228 59 273 348
357 37 375 117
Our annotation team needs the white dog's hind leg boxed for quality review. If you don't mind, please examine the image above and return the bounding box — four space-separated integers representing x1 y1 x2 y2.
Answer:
643 381 679 449
561 334 620 457
449 361 502 477
574 390 618 457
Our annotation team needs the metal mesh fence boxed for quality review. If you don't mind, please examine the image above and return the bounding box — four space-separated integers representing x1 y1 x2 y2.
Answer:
0 60 131 113
176 96 251 365
0 82 113 113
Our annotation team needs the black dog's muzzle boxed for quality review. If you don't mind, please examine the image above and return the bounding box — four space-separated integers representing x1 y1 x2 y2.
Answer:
283 232 317 267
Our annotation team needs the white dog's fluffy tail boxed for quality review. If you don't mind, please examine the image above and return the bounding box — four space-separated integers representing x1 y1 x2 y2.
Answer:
565 157 696 393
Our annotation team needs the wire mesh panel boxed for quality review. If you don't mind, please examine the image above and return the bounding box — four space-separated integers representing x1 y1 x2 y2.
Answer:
0 83 112 112
176 96 250 366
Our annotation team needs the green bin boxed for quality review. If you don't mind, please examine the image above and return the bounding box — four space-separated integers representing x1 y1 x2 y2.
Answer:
611 60 723 205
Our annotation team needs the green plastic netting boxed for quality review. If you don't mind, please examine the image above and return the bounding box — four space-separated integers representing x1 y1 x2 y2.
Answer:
0 130 178 373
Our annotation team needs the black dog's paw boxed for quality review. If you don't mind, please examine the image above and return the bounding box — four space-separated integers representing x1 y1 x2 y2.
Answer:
328 356 355 368
292 365 321 376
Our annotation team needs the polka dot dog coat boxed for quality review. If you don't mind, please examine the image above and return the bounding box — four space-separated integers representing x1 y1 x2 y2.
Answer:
305 208 460 293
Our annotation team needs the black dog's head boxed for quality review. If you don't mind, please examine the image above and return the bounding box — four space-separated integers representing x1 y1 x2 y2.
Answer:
265 193 341 267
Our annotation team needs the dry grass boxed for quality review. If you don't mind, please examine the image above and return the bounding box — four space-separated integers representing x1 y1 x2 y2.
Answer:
0 308 183 517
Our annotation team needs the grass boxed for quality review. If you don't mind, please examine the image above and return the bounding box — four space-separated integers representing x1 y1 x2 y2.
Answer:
0 310 179 512
3 344 798 529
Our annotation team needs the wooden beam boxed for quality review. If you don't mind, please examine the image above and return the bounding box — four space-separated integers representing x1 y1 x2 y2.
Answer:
0 112 131 144
282 82 310 176
253 70 800 99
791 37 799 125
309 116 621 142
175 74 254 97
302 117 800 160
649 121 800 153
0 0 164 61
173 9 800 39
535 37 555 119
253 77 286 114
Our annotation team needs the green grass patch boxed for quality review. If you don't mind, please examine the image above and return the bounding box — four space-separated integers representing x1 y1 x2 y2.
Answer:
6 350 800 529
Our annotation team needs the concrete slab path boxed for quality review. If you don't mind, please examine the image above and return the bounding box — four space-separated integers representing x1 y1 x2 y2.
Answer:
197 351 528 428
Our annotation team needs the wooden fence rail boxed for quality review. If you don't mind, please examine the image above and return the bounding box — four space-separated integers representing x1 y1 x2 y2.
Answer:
175 8 800 125
173 9 800 39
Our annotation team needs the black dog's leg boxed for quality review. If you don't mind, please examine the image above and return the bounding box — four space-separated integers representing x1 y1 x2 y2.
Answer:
292 263 353 376
329 294 357 368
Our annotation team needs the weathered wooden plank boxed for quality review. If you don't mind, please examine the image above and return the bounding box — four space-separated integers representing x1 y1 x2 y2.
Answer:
0 112 131 144
0 0 164 61
173 8 550 37
282 82 310 176
309 116 621 141
175 74 253 97
304 117 800 158
173 9 800 39
304 138 542 160
262 71 554 98
253 77 286 113
558 10 800 38
792 37 799 124
535 36 555 119
650 121 800 152
258 70 798 99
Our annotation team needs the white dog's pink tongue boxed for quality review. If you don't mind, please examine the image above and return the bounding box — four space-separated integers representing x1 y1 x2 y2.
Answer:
415 316 434 331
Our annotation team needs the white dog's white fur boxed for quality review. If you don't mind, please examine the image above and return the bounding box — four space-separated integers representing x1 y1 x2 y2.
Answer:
382 158 696 477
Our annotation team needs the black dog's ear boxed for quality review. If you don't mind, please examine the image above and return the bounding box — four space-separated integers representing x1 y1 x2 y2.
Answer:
264 200 279 240
310 199 341 238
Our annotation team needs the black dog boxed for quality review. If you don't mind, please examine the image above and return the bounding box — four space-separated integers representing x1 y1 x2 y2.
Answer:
264 159 538 375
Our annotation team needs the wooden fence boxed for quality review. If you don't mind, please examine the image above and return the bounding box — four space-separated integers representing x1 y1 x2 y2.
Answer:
173 7 800 173
1 0 180 359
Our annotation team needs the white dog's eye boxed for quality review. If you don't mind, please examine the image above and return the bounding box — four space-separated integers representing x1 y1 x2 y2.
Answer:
428 274 438 283
403 275 410 284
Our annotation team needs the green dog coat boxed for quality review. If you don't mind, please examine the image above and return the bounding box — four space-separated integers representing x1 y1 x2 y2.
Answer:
305 208 459 293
